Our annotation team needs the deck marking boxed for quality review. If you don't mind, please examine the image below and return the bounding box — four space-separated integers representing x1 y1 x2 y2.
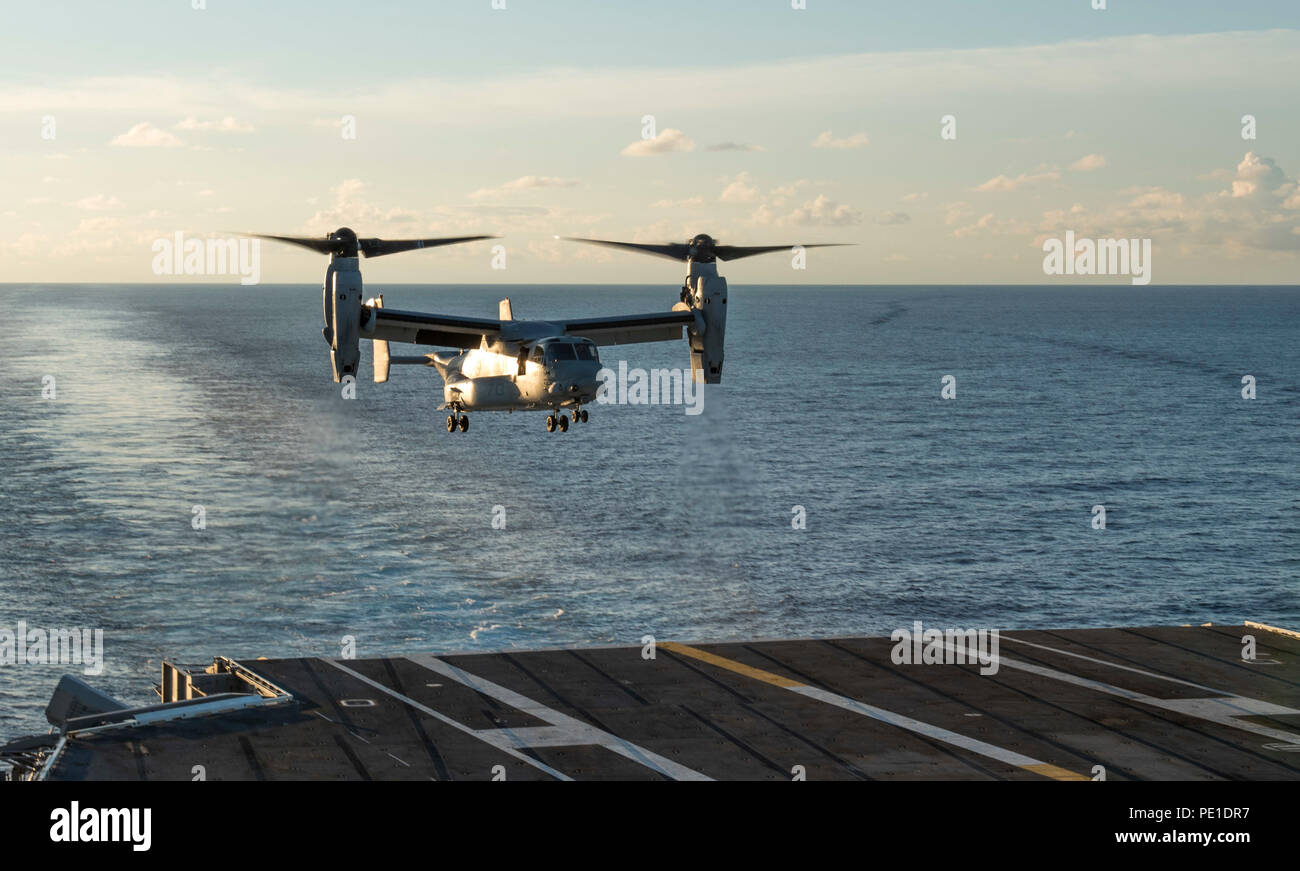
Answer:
1245 620 1300 642
322 659 573 781
1001 636 1223 693
408 654 713 781
1024 763 1088 779
663 643 802 688
660 642 1088 780
961 641 1300 746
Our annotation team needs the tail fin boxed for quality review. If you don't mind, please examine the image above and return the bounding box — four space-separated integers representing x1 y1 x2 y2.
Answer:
499 297 514 321
429 352 456 377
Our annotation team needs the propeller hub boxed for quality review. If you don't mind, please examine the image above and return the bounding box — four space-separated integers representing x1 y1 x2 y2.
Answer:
330 227 359 257
687 234 717 262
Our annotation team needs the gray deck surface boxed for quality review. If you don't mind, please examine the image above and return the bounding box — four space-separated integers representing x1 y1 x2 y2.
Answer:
40 624 1300 780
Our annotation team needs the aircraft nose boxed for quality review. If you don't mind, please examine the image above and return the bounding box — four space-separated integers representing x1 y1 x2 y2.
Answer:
547 360 601 397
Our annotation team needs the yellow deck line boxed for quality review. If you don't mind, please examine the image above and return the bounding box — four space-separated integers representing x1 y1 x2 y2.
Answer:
661 641 803 688
661 641 1087 781
1023 763 1091 781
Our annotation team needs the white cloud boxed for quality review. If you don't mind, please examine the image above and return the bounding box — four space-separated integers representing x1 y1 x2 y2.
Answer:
813 130 869 150
110 122 182 148
974 170 1060 192
719 172 760 204
303 179 420 233
706 141 763 152
621 128 695 156
73 194 123 210
8 30 1300 283
953 213 998 238
1126 187 1185 210
1070 153 1107 172
1029 152 1300 253
651 196 706 208
943 201 971 225
771 181 809 198
175 116 254 133
789 194 863 226
876 211 911 225
468 176 579 199
1230 151 1285 199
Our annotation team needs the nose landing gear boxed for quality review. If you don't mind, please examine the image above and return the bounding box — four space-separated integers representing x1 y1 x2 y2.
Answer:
446 410 469 433
545 412 571 432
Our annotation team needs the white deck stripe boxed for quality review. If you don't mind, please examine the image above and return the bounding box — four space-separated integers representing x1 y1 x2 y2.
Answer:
790 685 1045 768
408 654 713 781
322 659 573 781
661 642 1081 776
1001 635 1223 692
962 643 1300 745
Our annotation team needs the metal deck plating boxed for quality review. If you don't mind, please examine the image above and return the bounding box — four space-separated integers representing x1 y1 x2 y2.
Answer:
6 623 1299 781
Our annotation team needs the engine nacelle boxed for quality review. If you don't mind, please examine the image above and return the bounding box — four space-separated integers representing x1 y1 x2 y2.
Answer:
686 261 726 383
323 256 363 382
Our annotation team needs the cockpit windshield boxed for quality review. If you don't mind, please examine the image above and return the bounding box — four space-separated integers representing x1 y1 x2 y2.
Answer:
546 342 577 362
573 342 598 361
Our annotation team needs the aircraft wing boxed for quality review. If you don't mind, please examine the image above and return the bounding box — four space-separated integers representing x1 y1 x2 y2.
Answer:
362 305 501 349
562 310 696 346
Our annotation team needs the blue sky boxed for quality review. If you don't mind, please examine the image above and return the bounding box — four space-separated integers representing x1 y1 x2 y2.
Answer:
4 1 1300 284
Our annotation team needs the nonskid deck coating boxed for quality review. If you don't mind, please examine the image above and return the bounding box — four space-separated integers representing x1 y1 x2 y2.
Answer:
28 625 1300 781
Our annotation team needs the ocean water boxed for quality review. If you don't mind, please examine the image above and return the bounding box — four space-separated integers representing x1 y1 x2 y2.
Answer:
1 283 1297 740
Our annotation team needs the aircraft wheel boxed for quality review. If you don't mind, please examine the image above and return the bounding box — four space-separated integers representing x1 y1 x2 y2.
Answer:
458 415 469 432
546 415 556 432
558 414 569 432
580 409 589 423
446 415 456 432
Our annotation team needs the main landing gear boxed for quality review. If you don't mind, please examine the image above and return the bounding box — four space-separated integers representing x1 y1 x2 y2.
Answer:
446 412 469 433
545 408 589 432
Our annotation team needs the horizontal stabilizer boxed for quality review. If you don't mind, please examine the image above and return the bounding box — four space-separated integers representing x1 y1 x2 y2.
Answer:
45 675 126 726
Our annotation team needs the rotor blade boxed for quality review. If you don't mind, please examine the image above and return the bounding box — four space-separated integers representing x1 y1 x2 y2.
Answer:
562 237 692 261
359 235 497 258
713 243 853 261
245 233 341 255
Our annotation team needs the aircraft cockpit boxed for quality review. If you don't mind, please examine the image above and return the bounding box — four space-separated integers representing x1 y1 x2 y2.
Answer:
538 338 600 364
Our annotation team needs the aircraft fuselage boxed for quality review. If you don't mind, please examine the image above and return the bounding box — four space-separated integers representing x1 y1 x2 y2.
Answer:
440 337 602 413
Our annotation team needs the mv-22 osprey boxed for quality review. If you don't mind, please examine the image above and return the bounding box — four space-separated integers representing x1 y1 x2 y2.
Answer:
252 228 845 432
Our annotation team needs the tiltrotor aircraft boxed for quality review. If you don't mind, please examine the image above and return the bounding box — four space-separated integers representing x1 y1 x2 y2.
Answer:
252 228 845 432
